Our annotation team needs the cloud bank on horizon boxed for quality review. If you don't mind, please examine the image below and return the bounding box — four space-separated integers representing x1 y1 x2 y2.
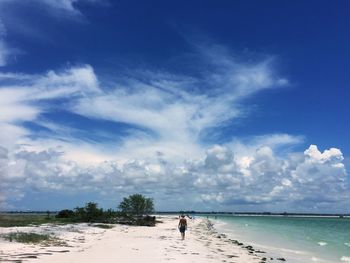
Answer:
0 0 348 212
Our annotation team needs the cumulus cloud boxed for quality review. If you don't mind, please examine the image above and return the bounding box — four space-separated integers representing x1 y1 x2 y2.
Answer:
0 47 348 211
196 144 347 204
0 143 348 211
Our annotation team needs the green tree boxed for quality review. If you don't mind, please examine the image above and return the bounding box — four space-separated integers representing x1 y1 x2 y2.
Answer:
74 207 86 221
56 209 74 218
85 202 103 221
73 202 103 222
118 194 154 216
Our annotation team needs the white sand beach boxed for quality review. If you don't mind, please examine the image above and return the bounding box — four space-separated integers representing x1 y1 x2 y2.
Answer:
0 216 267 263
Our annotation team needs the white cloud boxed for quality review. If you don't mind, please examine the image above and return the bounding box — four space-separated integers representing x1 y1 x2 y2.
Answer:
30 0 105 16
70 49 287 162
193 144 348 210
0 143 348 211
0 48 348 211
0 65 99 149
40 0 81 12
251 134 304 148
198 45 288 97
0 0 105 68
0 0 102 15
34 64 100 98
0 48 285 164
304 144 344 164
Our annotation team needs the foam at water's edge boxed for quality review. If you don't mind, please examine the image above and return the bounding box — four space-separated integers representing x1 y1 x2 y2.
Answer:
211 216 347 263
318 242 327 246
341 256 350 262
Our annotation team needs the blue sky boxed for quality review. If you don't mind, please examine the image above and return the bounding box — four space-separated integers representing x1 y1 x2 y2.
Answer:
0 0 349 212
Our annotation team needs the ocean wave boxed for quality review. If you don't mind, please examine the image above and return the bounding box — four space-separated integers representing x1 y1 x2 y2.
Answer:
344 243 350 247
251 243 308 255
341 256 350 263
318 241 327 246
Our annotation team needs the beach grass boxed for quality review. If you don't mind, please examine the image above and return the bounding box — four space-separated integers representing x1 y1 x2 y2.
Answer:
3 232 51 243
0 213 74 227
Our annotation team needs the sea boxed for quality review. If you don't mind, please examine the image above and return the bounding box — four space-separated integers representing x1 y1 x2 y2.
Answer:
203 215 350 263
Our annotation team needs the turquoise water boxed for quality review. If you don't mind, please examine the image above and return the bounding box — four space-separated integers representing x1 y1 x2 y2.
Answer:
205 215 350 263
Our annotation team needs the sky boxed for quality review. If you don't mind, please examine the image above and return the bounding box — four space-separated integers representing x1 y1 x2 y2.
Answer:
0 0 349 213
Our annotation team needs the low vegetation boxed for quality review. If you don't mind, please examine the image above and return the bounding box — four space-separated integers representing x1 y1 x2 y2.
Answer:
0 194 156 228
3 232 51 244
55 202 118 223
0 213 58 227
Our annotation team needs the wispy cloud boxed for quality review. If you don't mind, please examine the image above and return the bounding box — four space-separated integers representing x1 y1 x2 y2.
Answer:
0 19 11 67
0 65 98 146
71 48 287 161
0 0 103 15
35 0 106 16
39 0 84 13
0 45 347 211
0 40 10 66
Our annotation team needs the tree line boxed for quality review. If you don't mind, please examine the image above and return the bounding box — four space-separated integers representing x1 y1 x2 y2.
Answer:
55 194 155 226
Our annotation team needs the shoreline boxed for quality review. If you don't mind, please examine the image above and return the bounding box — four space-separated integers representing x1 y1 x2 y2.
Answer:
209 216 349 263
0 216 275 263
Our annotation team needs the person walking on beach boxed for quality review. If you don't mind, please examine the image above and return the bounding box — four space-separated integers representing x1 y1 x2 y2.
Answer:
178 215 187 240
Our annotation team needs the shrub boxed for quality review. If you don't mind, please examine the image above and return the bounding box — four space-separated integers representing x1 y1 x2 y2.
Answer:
118 194 154 216
73 202 108 222
4 232 51 244
84 202 103 222
56 209 75 218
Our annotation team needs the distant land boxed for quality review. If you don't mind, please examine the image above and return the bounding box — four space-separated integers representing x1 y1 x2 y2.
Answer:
158 211 350 217
2 211 349 218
